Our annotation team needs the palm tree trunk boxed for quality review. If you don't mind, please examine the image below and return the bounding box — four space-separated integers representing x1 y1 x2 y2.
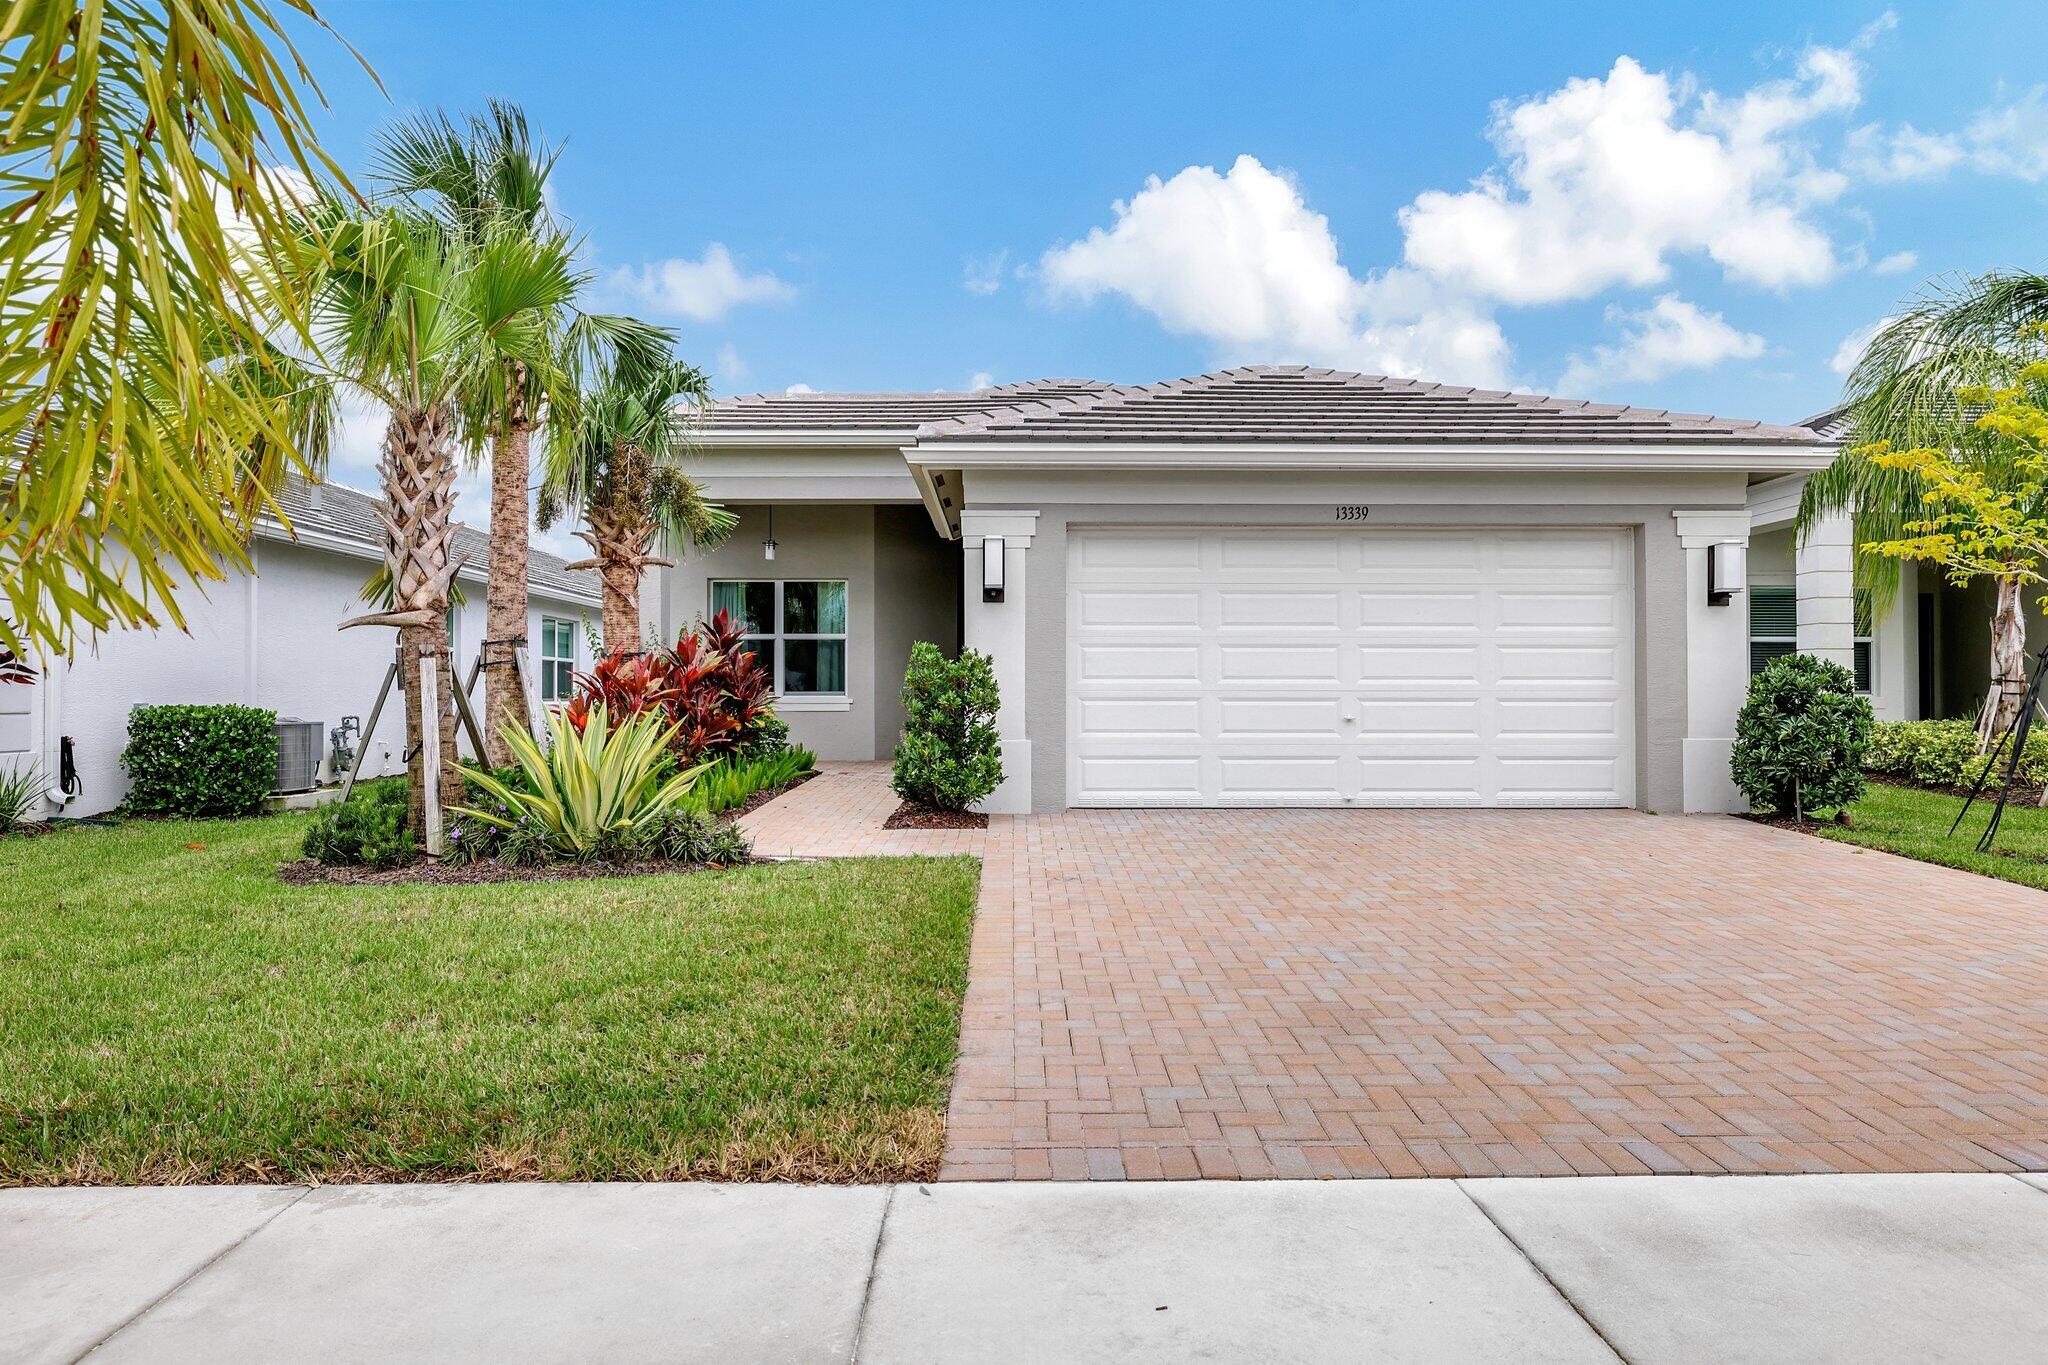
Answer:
344 404 468 851
482 368 533 765
1979 574 2029 747
587 496 648 652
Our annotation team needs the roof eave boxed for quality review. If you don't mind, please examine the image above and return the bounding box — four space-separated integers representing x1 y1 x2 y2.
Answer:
904 440 1837 475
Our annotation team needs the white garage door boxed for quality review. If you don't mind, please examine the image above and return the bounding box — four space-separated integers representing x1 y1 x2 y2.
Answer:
1067 527 1635 807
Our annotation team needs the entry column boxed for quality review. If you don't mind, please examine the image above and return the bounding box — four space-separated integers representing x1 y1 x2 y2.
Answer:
960 509 1039 814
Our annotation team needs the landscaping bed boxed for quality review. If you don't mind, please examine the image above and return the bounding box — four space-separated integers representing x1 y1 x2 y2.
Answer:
1751 781 2048 892
277 852 762 887
0 812 979 1185
884 800 987 831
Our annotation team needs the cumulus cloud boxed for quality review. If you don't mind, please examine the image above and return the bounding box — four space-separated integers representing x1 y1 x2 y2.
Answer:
1871 249 1917 276
1558 295 1765 394
1830 318 1888 376
715 343 747 385
963 250 1009 296
784 382 816 395
1038 155 1511 387
1846 86 2048 183
1399 49 1858 304
608 244 795 322
968 371 995 390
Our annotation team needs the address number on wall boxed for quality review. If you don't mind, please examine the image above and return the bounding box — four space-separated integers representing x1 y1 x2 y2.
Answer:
1334 505 1371 522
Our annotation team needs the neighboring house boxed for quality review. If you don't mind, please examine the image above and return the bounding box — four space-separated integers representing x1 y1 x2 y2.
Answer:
663 365 1843 814
1752 406 2013 729
0 475 601 818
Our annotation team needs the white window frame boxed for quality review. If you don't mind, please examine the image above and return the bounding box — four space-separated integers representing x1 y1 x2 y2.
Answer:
710 579 851 712
539 615 578 705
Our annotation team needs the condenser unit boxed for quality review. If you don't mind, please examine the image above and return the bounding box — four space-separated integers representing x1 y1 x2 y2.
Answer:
274 717 325 793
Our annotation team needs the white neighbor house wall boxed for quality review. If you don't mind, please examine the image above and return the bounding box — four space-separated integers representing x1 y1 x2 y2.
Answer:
3 539 597 818
1747 472 1915 722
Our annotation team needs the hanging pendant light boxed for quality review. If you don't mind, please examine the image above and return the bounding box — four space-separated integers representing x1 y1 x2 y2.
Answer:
762 505 778 561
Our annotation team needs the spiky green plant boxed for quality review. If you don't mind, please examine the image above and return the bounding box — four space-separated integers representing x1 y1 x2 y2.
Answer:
454 704 702 860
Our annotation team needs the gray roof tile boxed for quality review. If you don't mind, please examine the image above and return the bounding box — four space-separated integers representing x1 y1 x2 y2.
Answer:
915 366 1830 445
695 378 1112 433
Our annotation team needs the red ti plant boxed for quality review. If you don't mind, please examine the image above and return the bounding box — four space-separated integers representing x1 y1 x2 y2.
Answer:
563 608 781 766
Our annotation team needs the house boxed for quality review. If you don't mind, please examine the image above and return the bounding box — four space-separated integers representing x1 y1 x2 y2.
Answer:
657 365 1847 815
0 475 601 818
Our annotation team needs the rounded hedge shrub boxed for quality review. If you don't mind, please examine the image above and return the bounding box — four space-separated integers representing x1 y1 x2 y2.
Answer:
891 642 1002 812
302 793 412 870
1863 717 2048 790
1732 653 1875 818
121 704 277 817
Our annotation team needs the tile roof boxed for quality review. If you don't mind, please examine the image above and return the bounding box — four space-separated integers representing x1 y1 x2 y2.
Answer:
1801 405 1851 441
694 378 1112 434
914 366 1830 445
265 474 599 604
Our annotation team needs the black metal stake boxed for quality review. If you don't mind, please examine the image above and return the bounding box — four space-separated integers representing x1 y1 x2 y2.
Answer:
1949 643 2048 852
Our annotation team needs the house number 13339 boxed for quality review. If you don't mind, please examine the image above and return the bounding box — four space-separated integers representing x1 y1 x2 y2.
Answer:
1334 505 1371 522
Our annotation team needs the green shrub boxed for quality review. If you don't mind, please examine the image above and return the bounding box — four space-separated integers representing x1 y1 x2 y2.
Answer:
892 642 1002 812
1864 717 2048 789
302 796 411 869
735 713 791 761
1732 654 1875 817
685 746 819 816
122 704 277 817
454 704 701 862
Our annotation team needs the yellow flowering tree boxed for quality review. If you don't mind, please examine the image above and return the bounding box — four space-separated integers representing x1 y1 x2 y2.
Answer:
1859 357 2048 743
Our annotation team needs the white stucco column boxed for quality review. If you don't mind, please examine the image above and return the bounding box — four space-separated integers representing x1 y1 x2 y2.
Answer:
959 509 1038 814
1673 509 1752 813
1796 509 1857 668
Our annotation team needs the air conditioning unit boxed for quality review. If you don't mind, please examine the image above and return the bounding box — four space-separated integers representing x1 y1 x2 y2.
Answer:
274 718 324 793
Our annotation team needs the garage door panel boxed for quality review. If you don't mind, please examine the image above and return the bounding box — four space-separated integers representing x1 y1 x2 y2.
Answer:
1218 589 1341 629
1076 589 1202 628
1217 697 1347 740
1069 527 1634 809
1358 591 1481 629
1220 642 1344 682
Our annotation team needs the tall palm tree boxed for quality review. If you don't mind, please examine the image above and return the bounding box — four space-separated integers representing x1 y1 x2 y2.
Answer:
297 204 579 845
1798 270 2048 741
543 349 734 650
1 0 355 663
372 102 667 762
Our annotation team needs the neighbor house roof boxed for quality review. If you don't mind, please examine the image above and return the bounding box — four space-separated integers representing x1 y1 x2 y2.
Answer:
694 378 1112 437
1801 405 1851 442
915 366 1832 446
262 474 600 606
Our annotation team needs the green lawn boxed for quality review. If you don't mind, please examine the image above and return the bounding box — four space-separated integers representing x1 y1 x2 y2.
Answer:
0 815 978 1185
1802 780 2048 891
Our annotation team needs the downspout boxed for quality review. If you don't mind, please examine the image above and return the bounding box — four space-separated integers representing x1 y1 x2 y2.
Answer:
245 542 261 704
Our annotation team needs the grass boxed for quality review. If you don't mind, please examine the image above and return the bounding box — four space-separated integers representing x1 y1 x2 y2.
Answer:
1794 780 2048 891
0 814 978 1185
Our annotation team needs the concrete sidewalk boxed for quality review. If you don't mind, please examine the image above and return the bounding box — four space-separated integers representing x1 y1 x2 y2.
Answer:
6 1175 2047 1363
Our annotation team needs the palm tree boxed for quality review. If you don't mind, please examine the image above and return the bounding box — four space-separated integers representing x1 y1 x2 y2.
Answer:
297 204 579 845
1 0 354 663
543 349 735 650
1798 270 2048 741
372 102 667 763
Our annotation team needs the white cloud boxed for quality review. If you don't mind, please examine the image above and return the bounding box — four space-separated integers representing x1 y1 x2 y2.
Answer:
608 244 795 322
1559 294 1765 393
968 371 995 391
1399 48 1860 304
1830 318 1888 376
715 343 747 385
963 250 1009 296
1846 86 2048 183
1039 155 1511 387
1871 249 1917 276
784 382 815 395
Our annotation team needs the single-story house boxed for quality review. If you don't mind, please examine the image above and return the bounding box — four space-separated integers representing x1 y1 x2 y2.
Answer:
1 475 601 818
658 364 1865 815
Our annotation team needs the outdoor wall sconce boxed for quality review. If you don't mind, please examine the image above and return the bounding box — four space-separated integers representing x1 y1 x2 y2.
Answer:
1708 541 1746 605
762 506 778 562
983 535 1006 602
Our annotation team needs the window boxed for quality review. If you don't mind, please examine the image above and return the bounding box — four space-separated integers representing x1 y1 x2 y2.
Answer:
1749 586 1873 694
540 616 577 703
710 580 847 695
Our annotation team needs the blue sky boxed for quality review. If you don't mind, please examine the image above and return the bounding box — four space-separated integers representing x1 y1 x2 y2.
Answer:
296 0 2047 501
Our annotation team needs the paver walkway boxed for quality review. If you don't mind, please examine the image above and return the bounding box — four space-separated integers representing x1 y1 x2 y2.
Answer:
739 765 2048 1181
740 761 991 858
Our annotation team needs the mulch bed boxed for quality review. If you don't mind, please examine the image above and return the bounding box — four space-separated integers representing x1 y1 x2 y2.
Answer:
1869 773 2047 804
279 855 754 887
725 772 814 821
883 800 987 830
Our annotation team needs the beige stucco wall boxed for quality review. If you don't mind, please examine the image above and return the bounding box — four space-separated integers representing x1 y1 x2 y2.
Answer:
655 504 958 760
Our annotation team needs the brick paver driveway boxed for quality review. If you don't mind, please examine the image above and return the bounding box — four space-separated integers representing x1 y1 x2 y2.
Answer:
941 807 2048 1181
